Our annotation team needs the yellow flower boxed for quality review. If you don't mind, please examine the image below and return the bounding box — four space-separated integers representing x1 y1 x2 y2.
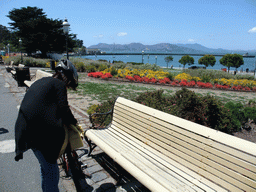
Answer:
174 73 192 81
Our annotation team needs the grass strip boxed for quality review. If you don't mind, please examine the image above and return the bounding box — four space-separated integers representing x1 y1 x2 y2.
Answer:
69 82 253 105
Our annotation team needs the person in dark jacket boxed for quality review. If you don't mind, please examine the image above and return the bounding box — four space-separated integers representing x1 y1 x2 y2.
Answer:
15 60 78 192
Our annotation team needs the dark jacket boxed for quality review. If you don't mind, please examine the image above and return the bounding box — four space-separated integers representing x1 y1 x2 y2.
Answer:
15 77 77 163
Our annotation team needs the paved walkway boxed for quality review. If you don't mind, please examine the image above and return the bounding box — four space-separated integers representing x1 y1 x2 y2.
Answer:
0 66 148 192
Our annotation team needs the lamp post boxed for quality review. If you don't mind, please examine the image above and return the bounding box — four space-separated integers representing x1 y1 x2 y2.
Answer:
62 18 70 60
155 56 157 64
142 50 144 64
19 38 23 63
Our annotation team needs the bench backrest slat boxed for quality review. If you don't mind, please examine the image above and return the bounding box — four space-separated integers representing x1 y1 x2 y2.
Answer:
115 103 256 174
35 70 52 81
112 97 256 191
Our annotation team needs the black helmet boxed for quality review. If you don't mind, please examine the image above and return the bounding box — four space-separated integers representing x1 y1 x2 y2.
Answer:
55 59 78 88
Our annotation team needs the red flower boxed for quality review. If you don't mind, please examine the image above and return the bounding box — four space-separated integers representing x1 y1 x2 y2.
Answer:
171 81 178 86
179 79 188 86
150 78 157 83
88 72 103 78
101 73 113 79
159 77 171 84
214 84 230 89
243 87 251 91
188 80 196 87
126 75 135 81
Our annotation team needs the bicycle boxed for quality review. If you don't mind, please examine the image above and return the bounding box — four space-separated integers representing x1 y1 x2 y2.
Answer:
59 143 89 191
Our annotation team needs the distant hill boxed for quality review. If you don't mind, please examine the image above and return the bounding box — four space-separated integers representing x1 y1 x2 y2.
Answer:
176 43 230 54
88 43 203 53
88 43 254 55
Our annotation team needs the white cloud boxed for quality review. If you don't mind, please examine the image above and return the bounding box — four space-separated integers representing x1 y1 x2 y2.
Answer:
98 34 104 38
248 27 256 33
117 32 127 37
188 39 195 42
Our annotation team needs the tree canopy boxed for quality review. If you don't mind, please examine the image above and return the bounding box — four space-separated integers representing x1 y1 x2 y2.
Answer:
0 24 20 53
198 55 216 68
7 6 83 57
0 25 11 45
178 55 194 68
164 56 173 68
219 54 244 72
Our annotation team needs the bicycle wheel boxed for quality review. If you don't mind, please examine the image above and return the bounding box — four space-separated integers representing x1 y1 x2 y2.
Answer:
60 154 71 177
66 144 88 192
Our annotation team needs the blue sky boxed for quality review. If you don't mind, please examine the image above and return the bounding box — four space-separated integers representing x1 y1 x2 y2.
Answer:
1 0 256 50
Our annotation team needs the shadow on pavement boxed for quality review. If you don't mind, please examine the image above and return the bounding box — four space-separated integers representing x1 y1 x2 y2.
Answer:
0 128 9 135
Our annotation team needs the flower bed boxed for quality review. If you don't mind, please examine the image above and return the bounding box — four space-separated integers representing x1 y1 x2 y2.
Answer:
87 71 256 92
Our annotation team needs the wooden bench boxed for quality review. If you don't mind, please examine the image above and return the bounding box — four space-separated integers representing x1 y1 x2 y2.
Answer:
24 69 52 88
10 64 25 77
85 97 256 192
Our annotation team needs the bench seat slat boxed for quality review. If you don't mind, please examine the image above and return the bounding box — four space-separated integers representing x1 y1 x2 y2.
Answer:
113 110 256 189
86 129 171 192
112 103 256 191
108 124 228 192
104 126 220 192
114 105 256 183
87 128 207 192
92 129 197 192
112 118 251 191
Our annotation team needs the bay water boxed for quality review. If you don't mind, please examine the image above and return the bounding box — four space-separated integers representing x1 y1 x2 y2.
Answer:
80 54 256 71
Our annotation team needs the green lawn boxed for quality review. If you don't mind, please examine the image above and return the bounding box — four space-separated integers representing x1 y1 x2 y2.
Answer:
69 81 255 105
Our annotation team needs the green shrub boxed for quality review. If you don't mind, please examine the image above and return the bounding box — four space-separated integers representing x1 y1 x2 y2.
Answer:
88 99 115 127
98 64 108 71
75 62 86 72
4 56 21 65
112 63 127 69
166 72 174 81
224 102 246 131
134 88 239 134
110 67 118 76
85 65 96 72
133 63 161 71
113 60 124 63
248 99 256 107
236 74 255 80
184 69 234 80
87 104 99 115
134 90 166 110
127 62 144 65
98 59 108 62
244 107 256 123
201 74 212 83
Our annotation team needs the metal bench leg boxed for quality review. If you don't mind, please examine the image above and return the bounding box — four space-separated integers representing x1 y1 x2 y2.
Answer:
84 136 97 156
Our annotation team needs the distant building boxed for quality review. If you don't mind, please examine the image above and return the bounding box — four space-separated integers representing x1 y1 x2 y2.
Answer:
87 49 101 55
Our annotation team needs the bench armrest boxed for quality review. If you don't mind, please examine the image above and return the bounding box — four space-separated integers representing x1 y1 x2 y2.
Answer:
89 109 113 129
